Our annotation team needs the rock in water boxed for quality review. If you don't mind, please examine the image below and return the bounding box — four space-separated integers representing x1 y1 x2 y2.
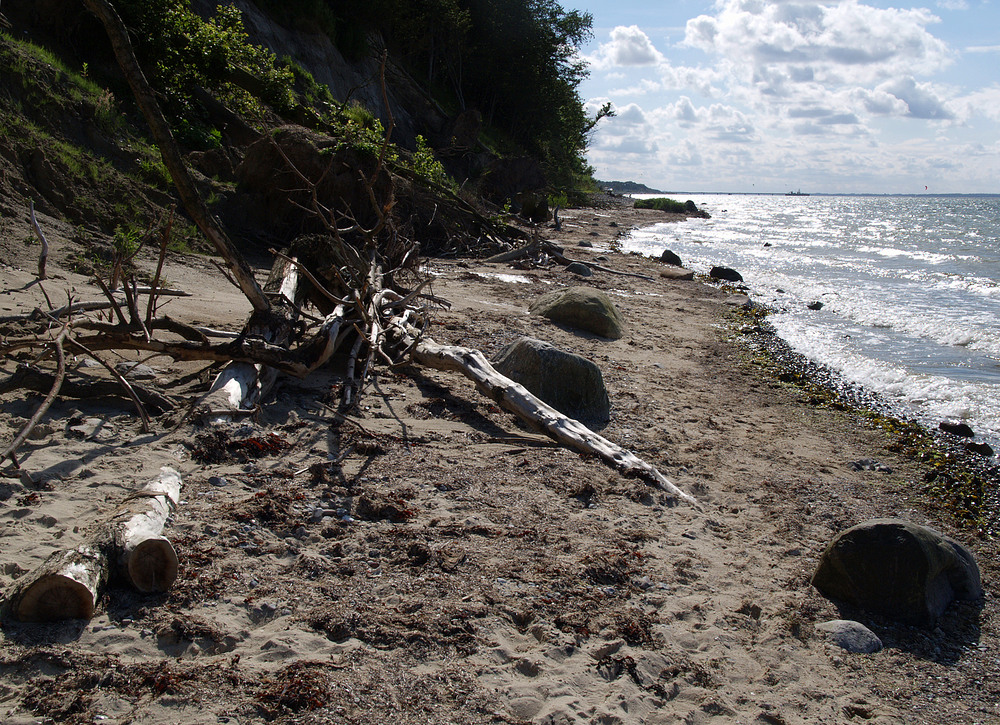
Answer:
811 519 982 626
528 286 624 339
493 337 610 423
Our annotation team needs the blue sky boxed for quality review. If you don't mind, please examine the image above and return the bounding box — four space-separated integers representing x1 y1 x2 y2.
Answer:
571 0 1000 193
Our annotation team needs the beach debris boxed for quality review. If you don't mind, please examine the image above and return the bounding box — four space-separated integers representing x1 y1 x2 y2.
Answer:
849 458 893 473
811 518 982 626
815 619 883 654
3 467 182 622
492 336 611 423
528 286 625 339
0 0 693 512
710 266 744 283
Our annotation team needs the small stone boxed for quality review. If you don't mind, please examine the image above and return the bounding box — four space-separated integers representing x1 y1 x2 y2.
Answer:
115 362 159 380
26 424 54 441
807 301 824 310
565 262 592 277
209 476 229 487
815 619 883 654
578 240 593 248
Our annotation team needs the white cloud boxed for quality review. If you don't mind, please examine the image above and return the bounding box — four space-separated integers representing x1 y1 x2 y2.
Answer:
587 25 664 70
951 85 1000 122
877 77 954 119
683 0 953 90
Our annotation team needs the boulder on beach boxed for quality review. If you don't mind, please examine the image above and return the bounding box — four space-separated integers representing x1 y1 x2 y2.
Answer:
811 518 983 626
528 286 624 339
493 337 610 422
710 266 743 283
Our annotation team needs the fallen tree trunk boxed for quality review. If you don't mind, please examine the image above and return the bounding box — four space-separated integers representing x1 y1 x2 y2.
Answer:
5 545 107 622
0 363 176 412
4 468 183 622
406 334 696 506
107 467 181 592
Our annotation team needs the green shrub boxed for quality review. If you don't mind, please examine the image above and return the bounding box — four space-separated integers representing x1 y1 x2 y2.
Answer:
634 197 688 213
407 135 454 190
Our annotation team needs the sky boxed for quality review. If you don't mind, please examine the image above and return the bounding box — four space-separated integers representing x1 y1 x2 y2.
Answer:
571 0 1000 193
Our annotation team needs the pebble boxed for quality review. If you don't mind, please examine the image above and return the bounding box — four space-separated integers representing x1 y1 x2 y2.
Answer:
209 476 229 487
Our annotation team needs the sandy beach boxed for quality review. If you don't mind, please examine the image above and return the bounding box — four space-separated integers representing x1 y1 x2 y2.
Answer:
1 198 997 724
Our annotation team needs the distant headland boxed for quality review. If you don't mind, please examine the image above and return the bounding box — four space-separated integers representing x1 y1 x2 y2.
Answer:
597 180 664 195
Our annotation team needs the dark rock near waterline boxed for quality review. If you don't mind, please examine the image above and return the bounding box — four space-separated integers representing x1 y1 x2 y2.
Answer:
493 337 610 422
528 286 624 339
807 301 824 311
709 266 743 283
660 249 682 266
812 518 982 626
965 441 995 457
940 420 975 438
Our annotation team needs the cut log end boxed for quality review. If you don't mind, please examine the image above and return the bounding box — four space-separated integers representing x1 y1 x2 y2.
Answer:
15 575 96 622
127 537 179 593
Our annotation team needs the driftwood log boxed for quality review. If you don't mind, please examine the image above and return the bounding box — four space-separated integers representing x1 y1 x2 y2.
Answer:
4 467 182 622
5 545 107 622
107 467 181 592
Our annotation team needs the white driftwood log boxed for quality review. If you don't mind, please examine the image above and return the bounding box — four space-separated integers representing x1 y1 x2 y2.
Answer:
409 336 696 506
5 468 183 622
108 467 181 592
7 545 107 622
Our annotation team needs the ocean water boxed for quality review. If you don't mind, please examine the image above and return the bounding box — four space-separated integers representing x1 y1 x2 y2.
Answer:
624 193 1000 452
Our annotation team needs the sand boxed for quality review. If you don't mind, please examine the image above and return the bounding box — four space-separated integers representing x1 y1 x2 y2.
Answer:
0 200 997 724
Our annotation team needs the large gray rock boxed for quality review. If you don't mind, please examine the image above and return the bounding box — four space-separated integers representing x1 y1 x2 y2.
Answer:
493 337 610 423
812 519 982 626
528 286 624 340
